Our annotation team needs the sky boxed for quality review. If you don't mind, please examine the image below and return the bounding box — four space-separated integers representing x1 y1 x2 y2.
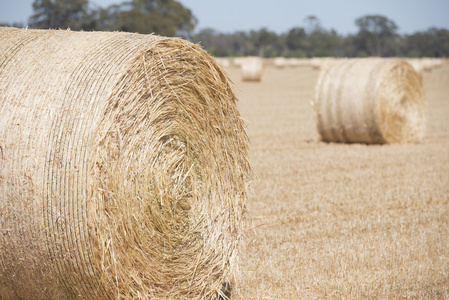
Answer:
1 0 449 35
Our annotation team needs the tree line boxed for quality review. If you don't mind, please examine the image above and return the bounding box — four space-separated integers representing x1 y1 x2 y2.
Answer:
2 0 448 58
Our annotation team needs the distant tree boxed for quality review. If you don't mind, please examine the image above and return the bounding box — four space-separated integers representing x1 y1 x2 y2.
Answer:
0 22 25 28
23 3 449 59
191 28 236 56
230 31 254 56
96 0 197 38
429 28 449 57
91 4 122 32
29 0 95 30
191 28 219 50
308 29 344 57
285 22 344 58
304 15 322 34
286 27 307 53
404 32 427 57
249 28 278 57
354 15 398 56
404 28 449 57
342 34 359 57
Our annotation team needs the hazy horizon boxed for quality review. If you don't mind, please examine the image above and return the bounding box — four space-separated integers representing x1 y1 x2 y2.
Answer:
1 0 449 35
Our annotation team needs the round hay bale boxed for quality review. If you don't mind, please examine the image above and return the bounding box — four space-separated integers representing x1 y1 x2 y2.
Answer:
214 57 230 68
233 57 245 67
241 56 263 82
310 57 322 70
314 58 426 144
286 58 310 67
273 57 287 68
0 27 251 299
285 58 299 67
407 58 444 75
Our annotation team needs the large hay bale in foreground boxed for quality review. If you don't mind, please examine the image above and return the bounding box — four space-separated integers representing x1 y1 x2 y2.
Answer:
241 57 263 82
314 58 426 144
0 27 250 299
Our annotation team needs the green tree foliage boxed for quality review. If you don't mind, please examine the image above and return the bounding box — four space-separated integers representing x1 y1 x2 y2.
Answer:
308 29 344 57
286 27 307 56
29 0 95 30
191 20 448 58
191 28 240 57
405 28 449 57
304 15 322 34
354 15 399 56
249 28 279 57
6 4 447 58
96 0 197 37
191 29 284 57
427 28 449 57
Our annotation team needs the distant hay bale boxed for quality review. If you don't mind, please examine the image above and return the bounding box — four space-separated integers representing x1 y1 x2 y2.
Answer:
214 57 231 68
310 58 323 70
233 57 245 67
421 58 444 71
274 57 287 68
314 58 426 144
0 27 251 300
308 57 337 70
285 58 300 67
406 58 444 75
286 58 310 67
241 57 263 82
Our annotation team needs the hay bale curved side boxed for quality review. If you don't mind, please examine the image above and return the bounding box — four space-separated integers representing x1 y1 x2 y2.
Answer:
314 58 426 144
0 27 251 299
241 57 263 82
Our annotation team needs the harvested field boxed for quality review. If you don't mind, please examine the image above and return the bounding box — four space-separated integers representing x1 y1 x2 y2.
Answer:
224 60 449 299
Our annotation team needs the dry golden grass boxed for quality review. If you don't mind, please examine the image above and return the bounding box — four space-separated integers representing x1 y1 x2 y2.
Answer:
223 60 449 299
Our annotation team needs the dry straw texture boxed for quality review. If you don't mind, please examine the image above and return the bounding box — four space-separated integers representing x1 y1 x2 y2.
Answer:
314 58 426 144
240 57 263 82
0 27 250 299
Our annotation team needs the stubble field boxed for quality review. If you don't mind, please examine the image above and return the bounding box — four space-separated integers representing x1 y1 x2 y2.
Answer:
224 60 449 299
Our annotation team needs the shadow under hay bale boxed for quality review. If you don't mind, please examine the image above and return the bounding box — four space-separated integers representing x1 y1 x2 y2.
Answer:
314 58 426 144
0 27 251 300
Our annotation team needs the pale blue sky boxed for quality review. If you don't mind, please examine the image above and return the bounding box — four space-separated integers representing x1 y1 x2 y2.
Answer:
1 0 448 35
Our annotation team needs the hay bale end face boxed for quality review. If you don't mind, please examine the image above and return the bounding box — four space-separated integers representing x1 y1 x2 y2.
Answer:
314 58 426 144
0 27 251 299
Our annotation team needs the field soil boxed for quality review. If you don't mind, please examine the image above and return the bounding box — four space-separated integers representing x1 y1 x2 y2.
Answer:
224 60 449 299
